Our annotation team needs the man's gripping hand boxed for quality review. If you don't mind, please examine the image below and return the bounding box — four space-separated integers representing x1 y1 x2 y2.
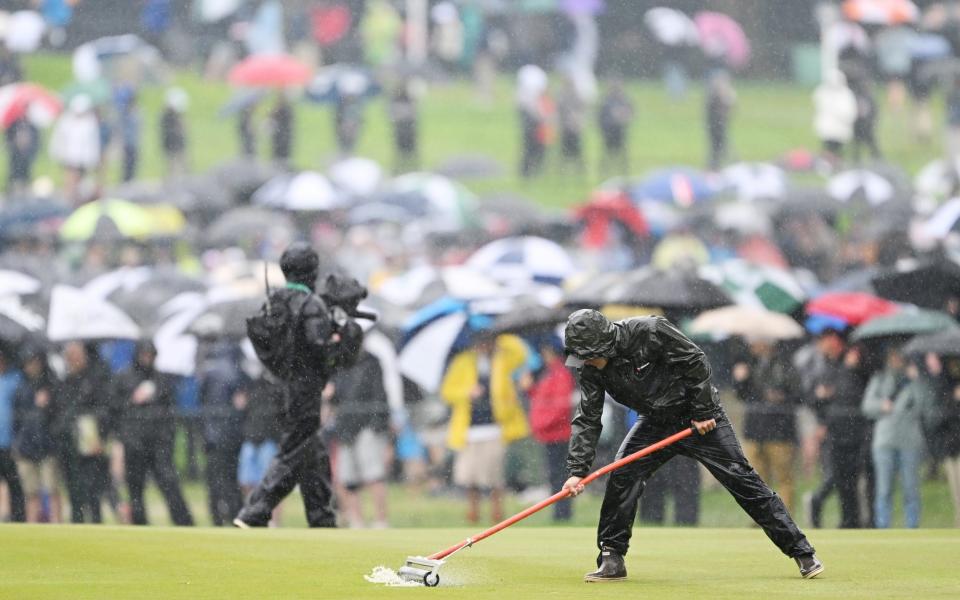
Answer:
691 418 717 435
562 476 585 497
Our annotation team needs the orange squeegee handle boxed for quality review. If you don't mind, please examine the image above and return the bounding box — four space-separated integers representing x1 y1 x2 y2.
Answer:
428 426 695 561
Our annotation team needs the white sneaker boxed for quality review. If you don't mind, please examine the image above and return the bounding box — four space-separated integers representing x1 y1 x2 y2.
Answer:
232 518 251 529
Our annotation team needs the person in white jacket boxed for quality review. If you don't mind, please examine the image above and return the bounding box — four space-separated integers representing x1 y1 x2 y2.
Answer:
813 70 857 165
49 94 101 205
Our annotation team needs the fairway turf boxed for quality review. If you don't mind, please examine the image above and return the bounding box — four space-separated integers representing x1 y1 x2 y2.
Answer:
1 525 957 599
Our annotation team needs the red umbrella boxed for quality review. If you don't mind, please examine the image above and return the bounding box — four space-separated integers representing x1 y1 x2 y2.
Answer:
0 83 62 129
806 292 899 326
228 54 312 87
694 11 751 69
574 189 648 249
843 0 918 26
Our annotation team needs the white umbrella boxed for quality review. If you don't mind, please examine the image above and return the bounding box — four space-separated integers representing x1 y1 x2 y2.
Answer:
47 285 140 342
466 236 578 285
0 296 45 334
920 198 960 240
153 292 207 376
915 158 960 201
376 265 503 308
398 311 468 393
252 172 348 211
82 266 153 299
387 172 477 230
5 11 45 54
827 170 896 205
714 202 773 236
0 270 41 297
644 7 699 47
328 157 383 197
722 162 786 201
689 305 804 340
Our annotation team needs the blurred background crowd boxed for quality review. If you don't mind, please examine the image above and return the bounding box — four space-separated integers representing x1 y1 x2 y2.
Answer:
0 0 959 531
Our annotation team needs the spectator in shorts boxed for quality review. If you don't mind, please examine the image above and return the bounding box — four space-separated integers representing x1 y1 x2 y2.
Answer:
441 333 530 524
328 350 391 528
238 374 283 523
12 346 61 523
0 349 24 522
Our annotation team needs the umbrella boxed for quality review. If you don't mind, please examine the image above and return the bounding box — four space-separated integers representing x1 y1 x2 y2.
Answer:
700 260 807 314
381 172 478 230
850 308 959 342
0 270 41 298
563 271 627 309
376 265 504 308
871 258 960 309
305 64 381 103
819 266 880 295
629 167 725 208
203 207 297 249
59 199 185 242
806 292 899 326
602 267 733 311
903 329 960 356
805 313 851 335
328 157 383 197
434 155 505 180
228 54 312 88
688 305 804 340
920 198 960 241
491 305 570 336
218 89 266 117
908 32 951 60
187 295 263 339
0 198 70 244
5 11 45 54
252 172 349 212
73 35 165 84
198 0 243 22
209 158 283 203
0 297 45 344
397 298 505 393
843 0 919 26
914 158 960 201
714 202 773 236
722 162 786 201
46 285 140 342
0 83 61 129
107 269 207 331
61 79 112 106
644 7 699 47
827 170 898 205
466 236 577 286
651 234 710 270
694 11 751 70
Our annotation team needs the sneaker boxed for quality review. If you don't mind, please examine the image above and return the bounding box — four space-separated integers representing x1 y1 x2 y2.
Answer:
232 517 251 529
795 554 824 579
584 548 627 583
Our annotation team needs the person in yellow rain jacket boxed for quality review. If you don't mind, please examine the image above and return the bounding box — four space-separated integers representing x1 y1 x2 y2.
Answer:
441 333 530 524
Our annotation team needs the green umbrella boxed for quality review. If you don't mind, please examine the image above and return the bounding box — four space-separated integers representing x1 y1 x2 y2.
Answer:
850 308 960 342
60 199 160 242
699 260 807 314
62 79 112 106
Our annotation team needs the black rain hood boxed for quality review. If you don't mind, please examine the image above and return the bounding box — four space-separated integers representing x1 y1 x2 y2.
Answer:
564 309 619 364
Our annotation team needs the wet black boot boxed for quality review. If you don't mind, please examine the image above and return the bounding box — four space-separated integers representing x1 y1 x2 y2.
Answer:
795 554 824 579
584 548 627 583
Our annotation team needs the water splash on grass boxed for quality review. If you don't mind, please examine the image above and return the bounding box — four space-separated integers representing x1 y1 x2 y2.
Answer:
364 566 422 587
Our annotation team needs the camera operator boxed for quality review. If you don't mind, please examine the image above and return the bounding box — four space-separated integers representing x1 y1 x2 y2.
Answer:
234 242 363 528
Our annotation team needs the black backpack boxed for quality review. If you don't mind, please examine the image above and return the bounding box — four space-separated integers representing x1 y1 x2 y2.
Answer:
246 287 305 380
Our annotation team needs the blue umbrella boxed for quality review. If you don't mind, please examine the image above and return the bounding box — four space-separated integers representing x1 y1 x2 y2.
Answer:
398 297 497 393
909 33 951 61
628 167 726 208
804 313 849 335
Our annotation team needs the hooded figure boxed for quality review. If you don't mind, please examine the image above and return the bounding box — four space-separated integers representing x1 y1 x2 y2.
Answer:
235 242 364 528
560 310 821 582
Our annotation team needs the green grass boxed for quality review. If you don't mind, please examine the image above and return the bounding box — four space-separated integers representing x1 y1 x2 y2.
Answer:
0 525 958 599
16 54 948 209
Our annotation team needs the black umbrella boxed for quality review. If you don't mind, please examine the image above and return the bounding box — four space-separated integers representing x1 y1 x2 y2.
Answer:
871 258 960 309
209 158 284 204
188 296 263 339
109 269 206 332
602 267 733 311
563 271 625 309
203 207 297 250
491 305 571 336
903 329 960 357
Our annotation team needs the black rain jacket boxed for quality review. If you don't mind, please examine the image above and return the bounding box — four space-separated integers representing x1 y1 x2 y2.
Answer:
567 316 721 477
